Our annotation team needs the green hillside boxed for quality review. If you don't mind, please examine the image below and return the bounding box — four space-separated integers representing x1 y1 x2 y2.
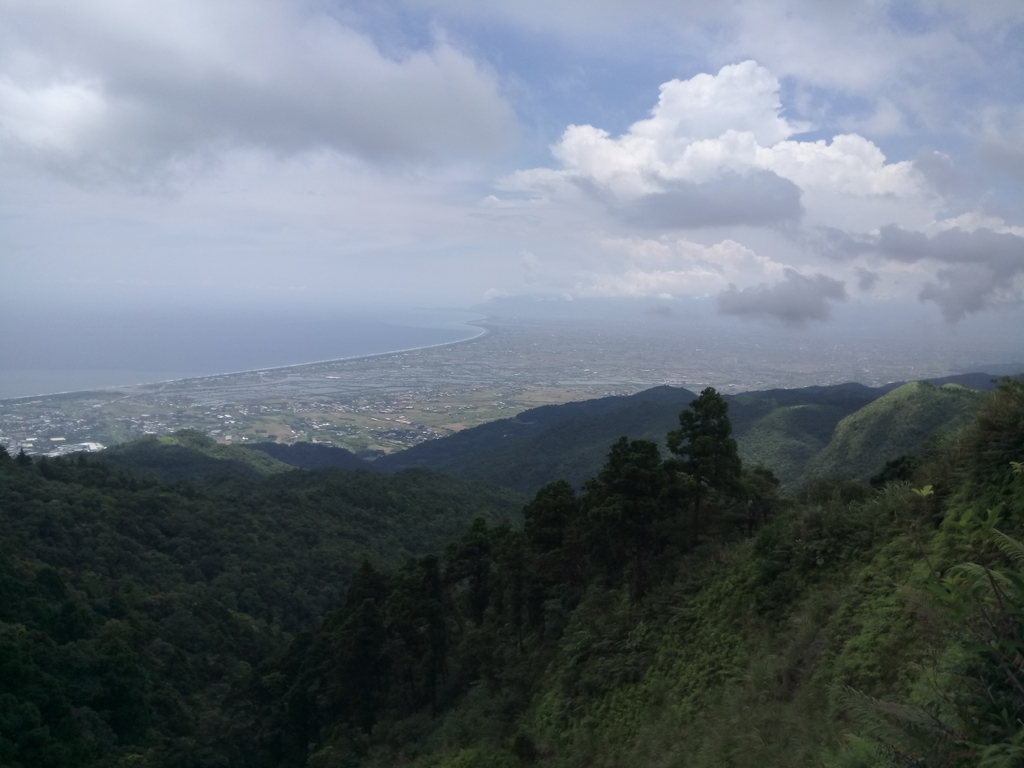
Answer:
244 440 372 471
101 429 294 481
734 402 838 483
1 377 1022 768
253 378 1024 768
727 383 884 489
376 387 696 493
378 384 883 494
268 380 1019 768
809 381 986 482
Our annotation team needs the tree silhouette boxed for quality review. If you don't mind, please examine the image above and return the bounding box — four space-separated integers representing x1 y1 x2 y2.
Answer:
584 437 669 600
667 387 742 535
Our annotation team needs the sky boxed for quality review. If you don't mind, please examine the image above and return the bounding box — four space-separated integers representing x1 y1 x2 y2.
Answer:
2 0 1023 331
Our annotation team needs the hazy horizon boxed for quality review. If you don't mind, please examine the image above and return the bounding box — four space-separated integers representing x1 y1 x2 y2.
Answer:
3 2 1024 377
2 298 1021 401
0 308 485 399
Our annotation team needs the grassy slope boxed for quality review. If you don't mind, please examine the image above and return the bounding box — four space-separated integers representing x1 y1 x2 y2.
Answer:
378 383 1022 768
727 383 882 489
809 382 986 482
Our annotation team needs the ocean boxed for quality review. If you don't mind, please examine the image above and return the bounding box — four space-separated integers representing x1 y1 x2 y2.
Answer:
0 308 484 400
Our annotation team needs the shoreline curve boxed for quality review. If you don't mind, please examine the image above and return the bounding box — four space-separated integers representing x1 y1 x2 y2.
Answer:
0 321 490 403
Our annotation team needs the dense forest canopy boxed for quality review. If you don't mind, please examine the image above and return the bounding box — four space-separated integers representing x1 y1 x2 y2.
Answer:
1 378 1022 767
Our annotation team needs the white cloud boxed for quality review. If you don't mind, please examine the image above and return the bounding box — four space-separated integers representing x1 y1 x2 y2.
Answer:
2 0 1021 327
929 212 1024 238
545 60 809 197
757 133 922 197
813 223 1024 322
0 0 515 181
504 61 933 231
520 61 810 197
0 77 105 152
574 236 789 298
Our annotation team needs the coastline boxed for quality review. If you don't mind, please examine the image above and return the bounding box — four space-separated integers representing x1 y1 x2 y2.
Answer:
0 321 489 403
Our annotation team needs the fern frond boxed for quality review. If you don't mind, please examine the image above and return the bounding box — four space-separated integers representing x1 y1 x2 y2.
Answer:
979 742 1024 768
839 686 960 750
949 562 1013 593
991 529 1024 569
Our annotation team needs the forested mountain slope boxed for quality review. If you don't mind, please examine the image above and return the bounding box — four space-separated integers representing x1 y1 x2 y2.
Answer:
0 453 522 766
1 375 1020 767
379 386 699 493
100 430 294 481
374 388 690 491
269 379 1024 768
809 381 986 482
376 374 1005 493
727 382 884 488
244 440 372 471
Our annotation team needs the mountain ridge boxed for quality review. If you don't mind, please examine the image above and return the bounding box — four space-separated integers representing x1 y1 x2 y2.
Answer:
369 371 1012 492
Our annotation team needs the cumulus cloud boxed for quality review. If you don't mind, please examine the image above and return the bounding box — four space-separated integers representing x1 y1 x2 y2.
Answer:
811 223 1024 322
929 212 1024 237
873 226 1024 321
575 237 788 298
717 268 847 327
503 61 932 232
611 171 802 229
0 1 514 181
3 1 1020 319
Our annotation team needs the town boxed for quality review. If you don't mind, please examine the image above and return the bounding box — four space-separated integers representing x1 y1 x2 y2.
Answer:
1 315 1013 458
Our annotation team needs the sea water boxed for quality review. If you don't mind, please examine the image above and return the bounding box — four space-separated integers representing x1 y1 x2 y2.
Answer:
0 308 483 400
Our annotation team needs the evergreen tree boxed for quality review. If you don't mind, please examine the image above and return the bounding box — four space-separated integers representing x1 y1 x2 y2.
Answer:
667 387 742 491
523 479 579 555
584 437 669 600
667 387 743 536
522 480 584 627
445 518 493 626
489 522 528 648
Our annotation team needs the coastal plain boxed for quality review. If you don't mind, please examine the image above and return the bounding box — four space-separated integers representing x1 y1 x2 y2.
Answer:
0 313 1014 456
